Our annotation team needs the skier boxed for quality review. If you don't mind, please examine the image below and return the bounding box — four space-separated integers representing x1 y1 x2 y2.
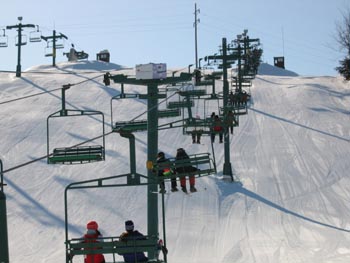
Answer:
157 152 178 193
119 220 148 263
68 221 105 263
175 148 197 193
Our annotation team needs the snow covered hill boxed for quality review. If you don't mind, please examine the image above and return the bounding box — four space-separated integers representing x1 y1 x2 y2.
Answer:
1 61 350 263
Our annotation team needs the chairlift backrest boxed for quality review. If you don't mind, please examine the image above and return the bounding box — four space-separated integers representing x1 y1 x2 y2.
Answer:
0 36 8 47
29 31 42 42
45 46 53 57
0 29 8 47
55 39 65 49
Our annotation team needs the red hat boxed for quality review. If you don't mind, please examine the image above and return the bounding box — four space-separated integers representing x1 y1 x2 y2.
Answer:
87 221 98 230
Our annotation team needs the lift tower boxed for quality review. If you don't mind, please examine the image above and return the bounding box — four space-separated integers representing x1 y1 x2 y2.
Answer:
6 17 35 77
41 30 68 67
109 71 191 258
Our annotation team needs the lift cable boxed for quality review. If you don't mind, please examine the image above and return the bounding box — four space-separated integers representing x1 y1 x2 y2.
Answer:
0 73 104 106
1 81 184 175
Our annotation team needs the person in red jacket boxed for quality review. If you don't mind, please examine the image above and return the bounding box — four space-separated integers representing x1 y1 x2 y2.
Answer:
82 221 105 263
211 115 224 143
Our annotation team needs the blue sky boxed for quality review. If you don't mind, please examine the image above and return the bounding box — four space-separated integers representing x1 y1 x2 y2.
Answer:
0 0 347 76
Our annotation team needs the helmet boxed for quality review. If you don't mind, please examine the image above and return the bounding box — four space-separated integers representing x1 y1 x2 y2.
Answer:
86 221 98 230
157 152 165 158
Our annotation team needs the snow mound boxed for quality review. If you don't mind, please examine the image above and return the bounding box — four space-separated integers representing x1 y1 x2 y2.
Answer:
258 62 298 76
25 60 126 72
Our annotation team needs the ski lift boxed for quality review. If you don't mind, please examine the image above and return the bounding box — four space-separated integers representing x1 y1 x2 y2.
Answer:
64 174 167 263
0 29 8 47
110 93 148 133
153 152 216 179
44 41 54 57
29 25 42 42
63 49 89 61
15 34 27 46
47 85 105 164
55 38 65 49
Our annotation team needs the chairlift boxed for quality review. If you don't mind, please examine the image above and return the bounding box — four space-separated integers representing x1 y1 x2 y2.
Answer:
29 25 42 42
0 29 8 47
47 86 105 164
44 46 53 57
64 174 167 263
15 34 27 46
55 38 65 49
110 94 148 133
46 40 53 48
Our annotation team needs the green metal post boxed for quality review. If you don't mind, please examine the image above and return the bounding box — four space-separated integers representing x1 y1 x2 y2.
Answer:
238 44 242 92
53 30 56 67
222 38 233 180
120 132 140 185
0 159 3 192
16 23 22 77
161 192 167 263
6 18 35 77
0 191 9 263
0 160 9 263
147 83 159 259
61 84 70 116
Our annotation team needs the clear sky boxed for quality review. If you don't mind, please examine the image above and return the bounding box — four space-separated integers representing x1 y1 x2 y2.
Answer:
0 0 348 76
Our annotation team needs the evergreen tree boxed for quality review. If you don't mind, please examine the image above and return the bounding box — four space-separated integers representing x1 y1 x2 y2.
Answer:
335 58 350 80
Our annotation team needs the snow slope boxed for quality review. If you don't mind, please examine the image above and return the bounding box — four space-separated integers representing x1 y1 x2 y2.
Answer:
1 61 350 263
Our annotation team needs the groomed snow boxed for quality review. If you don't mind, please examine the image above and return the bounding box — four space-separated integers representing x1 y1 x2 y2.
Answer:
1 61 350 263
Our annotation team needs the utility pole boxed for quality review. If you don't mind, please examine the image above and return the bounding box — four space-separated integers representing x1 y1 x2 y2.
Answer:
41 30 68 67
194 3 200 69
6 17 35 77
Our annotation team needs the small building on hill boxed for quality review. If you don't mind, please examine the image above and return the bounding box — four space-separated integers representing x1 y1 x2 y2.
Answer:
274 56 285 69
96 50 110 63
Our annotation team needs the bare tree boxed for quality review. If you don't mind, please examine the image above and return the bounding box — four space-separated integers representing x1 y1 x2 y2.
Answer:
335 8 350 79
335 8 350 56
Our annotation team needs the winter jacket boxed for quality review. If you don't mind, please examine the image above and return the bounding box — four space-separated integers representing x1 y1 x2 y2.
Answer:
157 156 173 177
119 230 148 263
175 150 197 174
83 231 105 263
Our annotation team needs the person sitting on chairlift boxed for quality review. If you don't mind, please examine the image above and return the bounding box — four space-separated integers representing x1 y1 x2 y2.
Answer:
119 220 148 263
157 152 178 193
175 148 198 193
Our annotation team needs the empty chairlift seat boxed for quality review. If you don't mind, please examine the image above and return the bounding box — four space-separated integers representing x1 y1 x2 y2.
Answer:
49 145 105 164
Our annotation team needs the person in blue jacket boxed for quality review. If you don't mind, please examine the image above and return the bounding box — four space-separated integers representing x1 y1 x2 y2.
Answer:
119 220 148 262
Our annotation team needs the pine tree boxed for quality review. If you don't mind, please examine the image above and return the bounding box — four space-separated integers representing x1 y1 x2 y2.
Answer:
335 58 350 80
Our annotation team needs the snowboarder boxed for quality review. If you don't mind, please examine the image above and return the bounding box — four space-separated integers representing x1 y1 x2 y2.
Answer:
175 148 197 193
157 152 178 193
119 220 148 263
